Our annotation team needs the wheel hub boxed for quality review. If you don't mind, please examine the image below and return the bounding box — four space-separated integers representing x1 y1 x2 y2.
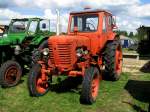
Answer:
5 66 19 84
36 78 48 94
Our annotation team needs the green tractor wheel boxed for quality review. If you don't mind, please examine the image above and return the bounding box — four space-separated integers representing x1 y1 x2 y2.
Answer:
0 60 22 87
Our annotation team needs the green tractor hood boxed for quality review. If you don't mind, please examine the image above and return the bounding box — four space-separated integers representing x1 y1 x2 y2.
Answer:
0 33 26 46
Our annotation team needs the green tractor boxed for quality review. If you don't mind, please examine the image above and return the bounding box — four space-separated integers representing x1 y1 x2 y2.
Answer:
0 18 52 87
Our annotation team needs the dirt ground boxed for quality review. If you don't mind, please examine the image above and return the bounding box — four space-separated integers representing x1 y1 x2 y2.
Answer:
123 57 150 75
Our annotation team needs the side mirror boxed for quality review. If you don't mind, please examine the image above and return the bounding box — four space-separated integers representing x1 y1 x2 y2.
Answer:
112 16 117 29
42 23 46 29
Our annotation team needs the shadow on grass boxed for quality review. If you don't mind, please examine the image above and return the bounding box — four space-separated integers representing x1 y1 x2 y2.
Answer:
124 80 150 112
140 61 150 73
50 76 83 94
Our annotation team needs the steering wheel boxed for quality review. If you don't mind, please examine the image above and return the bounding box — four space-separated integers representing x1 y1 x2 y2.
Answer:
85 23 96 31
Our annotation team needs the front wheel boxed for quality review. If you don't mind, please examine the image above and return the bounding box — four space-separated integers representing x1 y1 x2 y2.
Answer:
80 66 102 104
28 64 49 96
0 60 22 87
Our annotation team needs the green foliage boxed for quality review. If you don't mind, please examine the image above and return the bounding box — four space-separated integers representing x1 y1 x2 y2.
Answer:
116 30 128 37
129 32 134 38
115 30 141 41
134 33 142 41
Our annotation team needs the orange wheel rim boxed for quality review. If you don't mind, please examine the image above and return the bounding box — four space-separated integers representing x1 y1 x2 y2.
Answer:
36 77 48 94
115 47 122 75
4 66 19 84
91 74 101 99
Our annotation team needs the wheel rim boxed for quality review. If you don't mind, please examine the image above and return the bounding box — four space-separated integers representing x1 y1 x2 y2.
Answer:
91 74 101 99
115 46 123 75
36 75 49 94
4 66 19 84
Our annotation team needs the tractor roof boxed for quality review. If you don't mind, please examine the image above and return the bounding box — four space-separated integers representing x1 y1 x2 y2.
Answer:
12 18 47 21
70 9 112 15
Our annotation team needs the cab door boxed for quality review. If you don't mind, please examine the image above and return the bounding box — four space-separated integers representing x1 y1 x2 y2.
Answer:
99 13 108 50
84 14 100 55
23 20 39 47
106 14 115 40
27 20 39 36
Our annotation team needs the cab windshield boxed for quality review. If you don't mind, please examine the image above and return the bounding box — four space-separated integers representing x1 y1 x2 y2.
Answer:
70 14 98 32
10 20 28 33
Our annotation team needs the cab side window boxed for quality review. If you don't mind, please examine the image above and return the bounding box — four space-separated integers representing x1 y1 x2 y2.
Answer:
28 21 38 34
40 20 50 31
108 16 113 30
102 16 107 33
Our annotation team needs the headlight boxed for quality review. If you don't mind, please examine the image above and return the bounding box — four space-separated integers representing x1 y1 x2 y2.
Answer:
42 48 49 56
76 48 83 57
84 50 88 55
76 47 89 57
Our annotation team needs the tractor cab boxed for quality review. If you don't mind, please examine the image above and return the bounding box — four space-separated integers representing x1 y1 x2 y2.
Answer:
68 9 116 36
0 18 51 46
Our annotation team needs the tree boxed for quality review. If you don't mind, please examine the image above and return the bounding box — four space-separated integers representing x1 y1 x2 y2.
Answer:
129 32 134 38
115 30 128 36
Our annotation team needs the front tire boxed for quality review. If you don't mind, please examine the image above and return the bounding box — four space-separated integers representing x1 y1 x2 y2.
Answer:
0 60 22 87
103 40 123 81
28 64 49 96
80 66 102 104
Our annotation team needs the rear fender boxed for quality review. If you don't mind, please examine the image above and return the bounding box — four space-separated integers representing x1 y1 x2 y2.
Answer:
31 36 49 46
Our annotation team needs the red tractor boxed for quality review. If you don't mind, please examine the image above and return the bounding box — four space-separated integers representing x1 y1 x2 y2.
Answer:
28 9 123 104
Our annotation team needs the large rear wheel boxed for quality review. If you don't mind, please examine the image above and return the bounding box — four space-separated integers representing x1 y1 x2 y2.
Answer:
103 40 123 81
28 64 49 96
80 66 102 104
0 60 22 87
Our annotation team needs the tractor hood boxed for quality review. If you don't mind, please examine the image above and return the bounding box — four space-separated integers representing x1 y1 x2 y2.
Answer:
0 33 26 46
48 35 91 70
48 35 90 49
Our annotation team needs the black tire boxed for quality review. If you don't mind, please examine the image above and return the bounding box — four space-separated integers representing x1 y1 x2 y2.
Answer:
0 60 22 87
28 64 49 97
80 66 101 104
103 40 122 81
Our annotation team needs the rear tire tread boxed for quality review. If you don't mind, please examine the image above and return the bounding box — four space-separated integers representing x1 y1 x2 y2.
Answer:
103 40 122 81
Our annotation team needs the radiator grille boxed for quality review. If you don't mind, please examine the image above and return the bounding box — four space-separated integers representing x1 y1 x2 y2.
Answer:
57 43 72 64
49 43 72 65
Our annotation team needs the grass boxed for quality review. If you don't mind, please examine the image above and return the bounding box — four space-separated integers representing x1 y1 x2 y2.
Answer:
0 72 150 112
122 48 138 54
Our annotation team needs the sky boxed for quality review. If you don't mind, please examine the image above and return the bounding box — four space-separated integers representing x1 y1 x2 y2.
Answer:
0 0 150 33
